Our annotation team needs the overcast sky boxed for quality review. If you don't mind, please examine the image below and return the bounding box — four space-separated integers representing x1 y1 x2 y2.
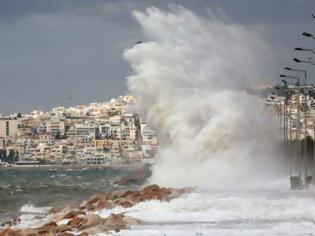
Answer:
0 0 314 115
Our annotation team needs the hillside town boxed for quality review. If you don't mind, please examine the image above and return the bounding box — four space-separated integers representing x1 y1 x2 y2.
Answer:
0 95 157 166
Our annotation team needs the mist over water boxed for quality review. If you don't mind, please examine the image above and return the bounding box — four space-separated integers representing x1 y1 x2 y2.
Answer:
124 6 286 189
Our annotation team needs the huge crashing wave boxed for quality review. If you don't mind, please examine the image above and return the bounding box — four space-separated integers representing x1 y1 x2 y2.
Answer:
124 5 286 189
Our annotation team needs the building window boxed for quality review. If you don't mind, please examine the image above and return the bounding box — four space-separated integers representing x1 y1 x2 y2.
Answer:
6 121 9 136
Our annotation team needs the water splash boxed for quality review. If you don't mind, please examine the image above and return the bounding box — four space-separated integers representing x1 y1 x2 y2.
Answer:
124 6 285 189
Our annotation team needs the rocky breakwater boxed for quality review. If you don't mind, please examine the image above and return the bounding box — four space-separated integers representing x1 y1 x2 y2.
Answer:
0 185 189 235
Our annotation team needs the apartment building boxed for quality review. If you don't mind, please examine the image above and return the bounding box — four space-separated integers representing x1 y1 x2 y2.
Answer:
0 118 20 139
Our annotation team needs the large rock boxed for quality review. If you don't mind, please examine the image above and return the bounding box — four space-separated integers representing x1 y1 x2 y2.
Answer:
79 214 105 230
48 207 64 214
94 200 115 210
104 213 128 231
36 221 58 234
81 193 113 211
67 216 85 228
63 211 86 220
19 228 39 236
82 224 109 235
0 228 17 236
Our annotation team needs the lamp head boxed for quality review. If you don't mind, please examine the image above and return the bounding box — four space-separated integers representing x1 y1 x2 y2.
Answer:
293 58 301 63
303 32 313 37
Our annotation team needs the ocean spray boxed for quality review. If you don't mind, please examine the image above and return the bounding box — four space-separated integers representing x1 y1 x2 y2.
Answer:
124 6 285 189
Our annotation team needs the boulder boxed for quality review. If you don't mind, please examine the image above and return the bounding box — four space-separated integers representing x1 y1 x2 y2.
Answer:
36 221 58 234
82 193 113 211
0 228 17 236
18 228 39 236
79 214 105 230
83 225 110 235
113 198 133 208
78 232 88 236
63 211 86 219
56 224 73 233
67 217 85 228
57 233 75 236
104 213 128 230
19 229 38 236
113 190 134 199
48 207 64 214
94 200 115 210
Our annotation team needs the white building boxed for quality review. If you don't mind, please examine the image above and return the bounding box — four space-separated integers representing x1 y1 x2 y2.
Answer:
46 119 65 136
0 118 20 139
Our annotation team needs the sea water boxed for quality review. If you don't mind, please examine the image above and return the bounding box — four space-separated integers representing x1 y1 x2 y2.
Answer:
0 167 130 224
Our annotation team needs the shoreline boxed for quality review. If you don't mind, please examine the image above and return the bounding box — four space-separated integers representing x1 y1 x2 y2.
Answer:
0 185 187 235
0 162 150 171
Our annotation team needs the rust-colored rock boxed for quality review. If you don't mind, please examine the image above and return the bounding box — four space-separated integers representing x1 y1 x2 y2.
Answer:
67 217 85 228
104 213 128 230
79 214 104 230
18 228 38 236
82 192 114 211
57 233 75 236
42 221 58 228
95 200 114 210
119 200 133 208
63 211 86 219
0 228 17 236
113 198 133 208
86 193 112 205
37 221 58 234
78 232 88 236
48 207 64 214
56 224 73 233
113 190 134 199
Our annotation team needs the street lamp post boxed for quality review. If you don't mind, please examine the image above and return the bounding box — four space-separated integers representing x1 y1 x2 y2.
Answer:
270 94 282 129
280 74 301 189
286 66 308 183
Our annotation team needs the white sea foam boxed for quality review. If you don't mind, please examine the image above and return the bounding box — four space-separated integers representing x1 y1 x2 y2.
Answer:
96 188 315 235
108 222 315 236
20 204 51 214
14 204 52 229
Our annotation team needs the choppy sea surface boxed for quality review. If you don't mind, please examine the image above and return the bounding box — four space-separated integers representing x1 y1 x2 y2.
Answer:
0 167 131 224
2 170 315 235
